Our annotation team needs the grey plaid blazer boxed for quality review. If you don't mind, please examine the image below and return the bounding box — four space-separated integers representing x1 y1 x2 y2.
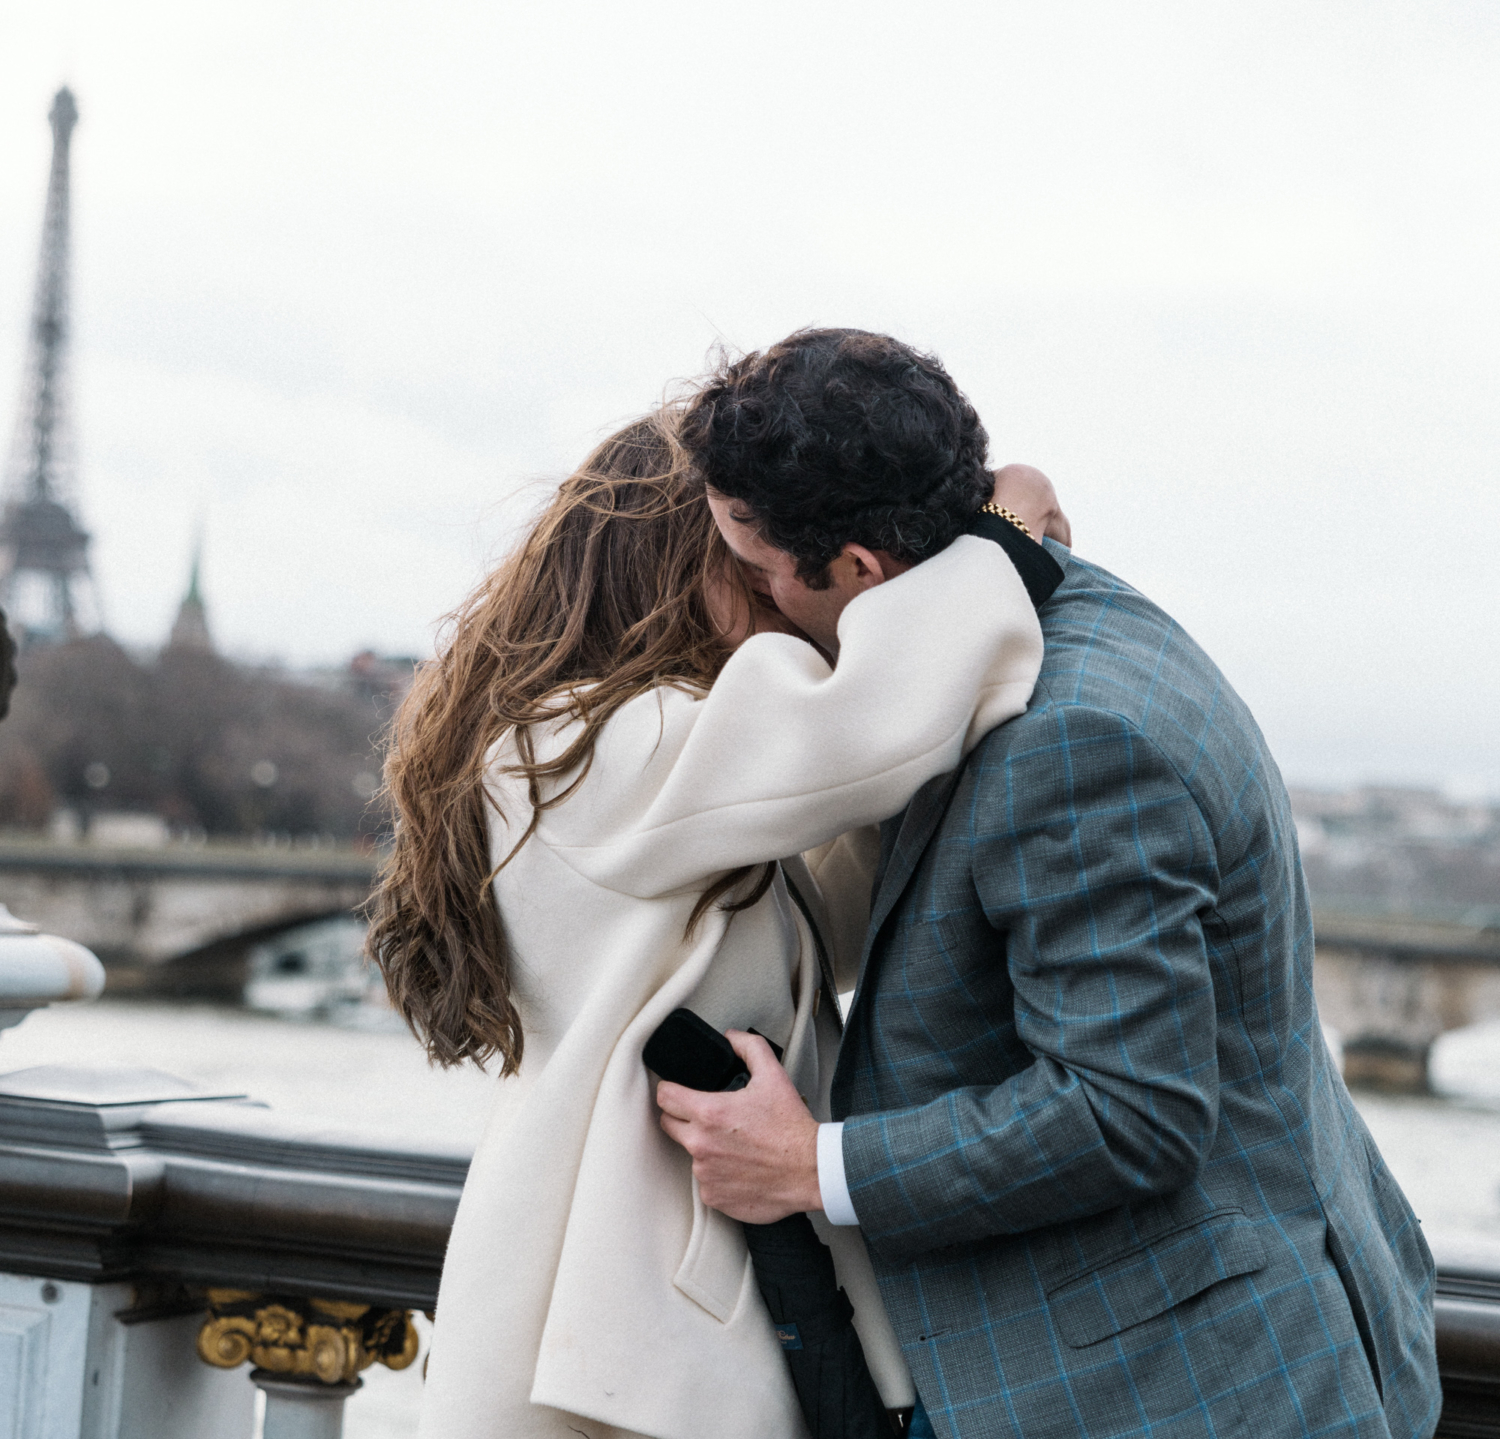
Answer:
832 542 1440 1439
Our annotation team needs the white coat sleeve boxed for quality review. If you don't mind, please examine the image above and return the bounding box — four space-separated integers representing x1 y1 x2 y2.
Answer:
535 535 1042 898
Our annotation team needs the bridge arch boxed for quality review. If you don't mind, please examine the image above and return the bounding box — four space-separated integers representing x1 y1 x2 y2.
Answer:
0 840 377 999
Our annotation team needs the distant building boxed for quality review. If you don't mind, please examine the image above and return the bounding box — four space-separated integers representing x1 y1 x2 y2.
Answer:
167 543 213 653
1290 785 1500 853
1290 784 1500 922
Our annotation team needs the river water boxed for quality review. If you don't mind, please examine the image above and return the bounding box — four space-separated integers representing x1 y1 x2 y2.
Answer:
3 1001 1498 1438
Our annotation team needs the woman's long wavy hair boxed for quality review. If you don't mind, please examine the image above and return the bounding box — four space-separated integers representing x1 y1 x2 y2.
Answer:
367 410 772 1073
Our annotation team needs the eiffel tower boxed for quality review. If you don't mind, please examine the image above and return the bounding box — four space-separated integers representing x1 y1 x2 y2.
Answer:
0 88 98 646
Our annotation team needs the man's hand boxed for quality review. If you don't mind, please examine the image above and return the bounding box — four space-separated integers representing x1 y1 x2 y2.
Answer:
991 463 1072 546
656 1031 822 1223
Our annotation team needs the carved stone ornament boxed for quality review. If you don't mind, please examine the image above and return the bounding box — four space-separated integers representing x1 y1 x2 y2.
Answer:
196 1288 420 1385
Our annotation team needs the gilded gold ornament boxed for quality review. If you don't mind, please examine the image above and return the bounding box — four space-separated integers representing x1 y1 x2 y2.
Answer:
305 1324 351 1384
196 1314 256 1369
195 1291 419 1386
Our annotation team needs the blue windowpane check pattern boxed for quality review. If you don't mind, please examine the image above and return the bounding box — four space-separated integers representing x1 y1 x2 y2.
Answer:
832 543 1441 1439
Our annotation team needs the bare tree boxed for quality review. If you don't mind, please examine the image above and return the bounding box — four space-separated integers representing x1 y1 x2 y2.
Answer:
0 638 398 842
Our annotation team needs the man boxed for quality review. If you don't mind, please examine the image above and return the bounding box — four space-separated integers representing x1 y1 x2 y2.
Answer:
660 329 1440 1439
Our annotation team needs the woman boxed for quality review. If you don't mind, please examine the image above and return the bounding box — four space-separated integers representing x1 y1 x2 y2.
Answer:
369 408 1051 1439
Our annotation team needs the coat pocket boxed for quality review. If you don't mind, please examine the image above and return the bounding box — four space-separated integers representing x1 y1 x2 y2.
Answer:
673 1178 750 1322
1048 1209 1267 1348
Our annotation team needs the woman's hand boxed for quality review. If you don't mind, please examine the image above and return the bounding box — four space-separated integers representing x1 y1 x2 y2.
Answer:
990 464 1072 547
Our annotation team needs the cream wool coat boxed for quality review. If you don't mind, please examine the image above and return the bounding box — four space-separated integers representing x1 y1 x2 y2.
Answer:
418 536 1043 1439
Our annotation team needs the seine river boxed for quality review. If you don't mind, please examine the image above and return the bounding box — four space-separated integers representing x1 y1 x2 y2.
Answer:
4 1001 1498 1438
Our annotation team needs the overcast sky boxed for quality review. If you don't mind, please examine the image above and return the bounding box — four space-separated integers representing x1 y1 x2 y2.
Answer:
2 0 1497 794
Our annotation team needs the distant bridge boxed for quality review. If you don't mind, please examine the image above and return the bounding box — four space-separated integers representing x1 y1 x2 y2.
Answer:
0 839 378 998
0 839 1493 1084
1313 909 1500 1093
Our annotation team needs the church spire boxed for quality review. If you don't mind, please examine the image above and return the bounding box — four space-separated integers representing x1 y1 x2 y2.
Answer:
185 543 203 606
168 530 213 652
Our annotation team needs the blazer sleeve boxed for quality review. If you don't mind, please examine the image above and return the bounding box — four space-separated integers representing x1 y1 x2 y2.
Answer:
840 703 1223 1260
534 536 1043 899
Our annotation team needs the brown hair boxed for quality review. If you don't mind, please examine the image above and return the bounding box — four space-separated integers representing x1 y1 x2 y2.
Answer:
367 411 772 1073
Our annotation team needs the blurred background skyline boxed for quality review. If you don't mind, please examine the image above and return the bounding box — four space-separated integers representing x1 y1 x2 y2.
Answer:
2 0 1497 794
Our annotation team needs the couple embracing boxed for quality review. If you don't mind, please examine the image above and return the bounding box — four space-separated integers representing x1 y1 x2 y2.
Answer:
371 329 1440 1439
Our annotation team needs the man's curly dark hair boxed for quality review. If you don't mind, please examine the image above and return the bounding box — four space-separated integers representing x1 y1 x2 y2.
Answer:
680 328 991 587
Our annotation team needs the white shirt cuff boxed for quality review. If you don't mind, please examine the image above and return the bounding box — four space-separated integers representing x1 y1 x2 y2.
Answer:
817 1122 859 1226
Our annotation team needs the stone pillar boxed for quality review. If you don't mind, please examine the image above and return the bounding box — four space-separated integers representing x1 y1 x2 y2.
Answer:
0 1061 451 1439
1314 943 1478 1094
251 1371 360 1439
0 1273 253 1439
0 913 255 1436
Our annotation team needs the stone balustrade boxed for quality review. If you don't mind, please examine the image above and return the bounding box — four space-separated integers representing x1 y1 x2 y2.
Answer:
0 1058 1496 1436
0 1063 465 1438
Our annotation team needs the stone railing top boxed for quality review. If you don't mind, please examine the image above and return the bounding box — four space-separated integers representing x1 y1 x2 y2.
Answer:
0 1062 472 1308
0 1064 249 1146
141 1097 472 1184
0 1062 469 1177
0 837 379 883
2 1058 1498 1348
1313 909 1500 962
1431 1231 1500 1303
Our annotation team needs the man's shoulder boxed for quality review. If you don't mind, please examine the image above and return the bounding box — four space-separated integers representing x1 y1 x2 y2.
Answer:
969 548 1273 808
1030 549 1243 740
965 550 1180 749
1037 552 1194 691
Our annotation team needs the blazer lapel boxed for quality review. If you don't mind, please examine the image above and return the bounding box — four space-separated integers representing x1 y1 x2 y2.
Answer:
867 764 966 943
832 765 967 1108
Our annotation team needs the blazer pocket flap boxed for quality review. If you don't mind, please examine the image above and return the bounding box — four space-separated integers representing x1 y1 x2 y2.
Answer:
1049 1211 1267 1348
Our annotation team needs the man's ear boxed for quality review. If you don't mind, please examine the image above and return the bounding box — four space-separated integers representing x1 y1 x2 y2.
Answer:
840 543 894 591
